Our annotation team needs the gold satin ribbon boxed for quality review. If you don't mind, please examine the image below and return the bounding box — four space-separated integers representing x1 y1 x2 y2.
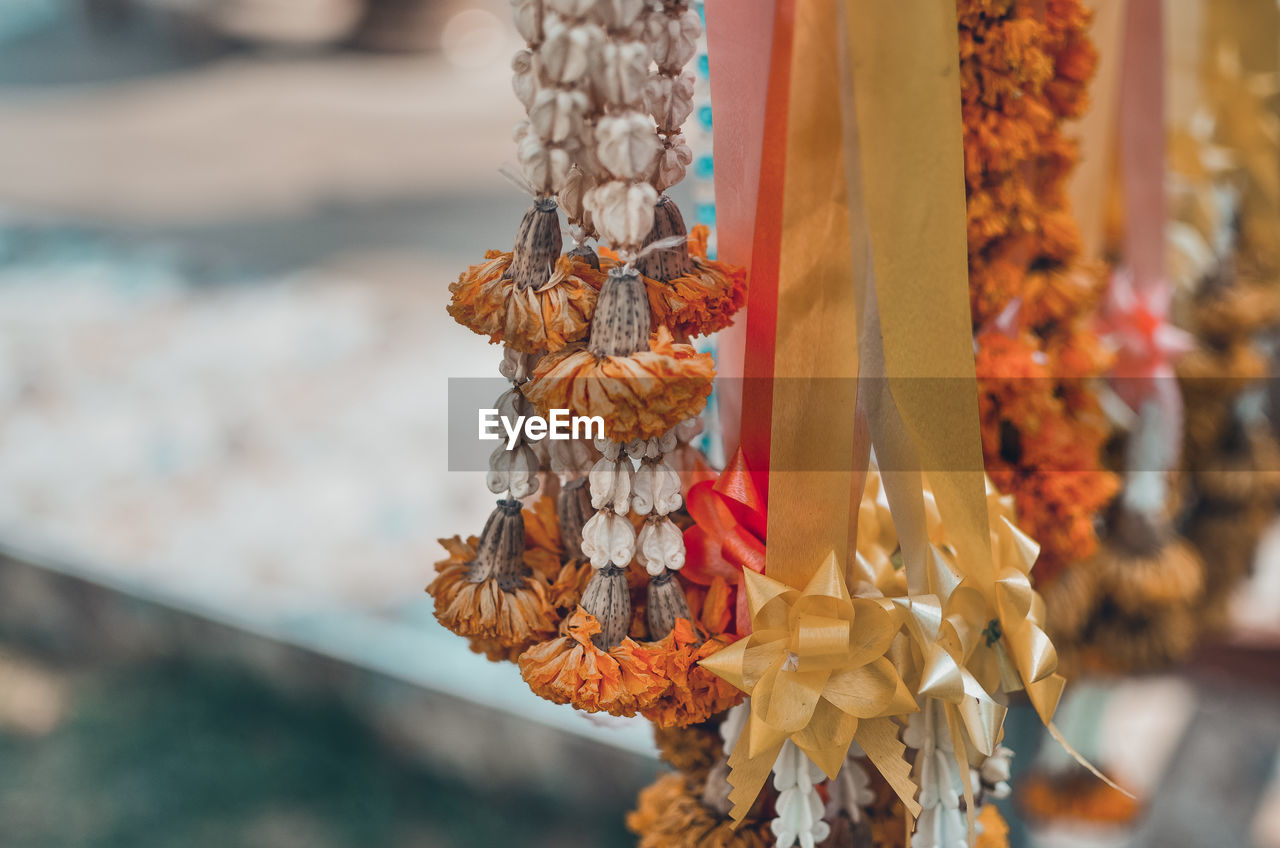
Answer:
841 0 997 604
763 0 859 587
700 553 919 823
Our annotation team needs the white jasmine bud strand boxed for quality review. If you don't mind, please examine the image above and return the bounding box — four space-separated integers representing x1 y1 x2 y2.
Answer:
595 39 651 107
581 510 636 568
588 456 634 514
647 6 701 71
653 136 693 192
632 460 682 516
516 134 572 196
512 49 539 111
540 17 598 85
636 517 685 575
584 180 657 249
645 71 695 132
529 88 588 144
509 0 543 45
595 113 659 180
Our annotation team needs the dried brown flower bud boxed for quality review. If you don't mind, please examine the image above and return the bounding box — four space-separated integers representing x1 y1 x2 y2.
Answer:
588 267 651 356
636 196 693 281
467 499 528 590
646 569 692 639
506 198 563 290
558 477 593 561
580 565 631 649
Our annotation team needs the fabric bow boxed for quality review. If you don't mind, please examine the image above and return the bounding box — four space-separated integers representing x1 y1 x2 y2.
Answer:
1096 268 1195 468
700 552 918 824
683 449 767 635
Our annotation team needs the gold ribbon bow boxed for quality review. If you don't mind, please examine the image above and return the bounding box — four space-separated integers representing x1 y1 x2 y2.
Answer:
895 481 1064 757
701 552 918 824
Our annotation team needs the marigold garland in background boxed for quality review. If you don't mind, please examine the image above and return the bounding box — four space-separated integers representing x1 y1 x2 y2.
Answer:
960 0 1118 584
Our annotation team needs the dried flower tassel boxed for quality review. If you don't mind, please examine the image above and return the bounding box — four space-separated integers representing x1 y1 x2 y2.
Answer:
506 198 564 291
580 565 632 649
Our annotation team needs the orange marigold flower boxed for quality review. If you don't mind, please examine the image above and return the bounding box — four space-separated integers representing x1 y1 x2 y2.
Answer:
522 494 564 581
518 608 669 717
601 224 747 340
548 558 594 612
447 250 603 354
525 325 715 443
627 772 774 848
427 534 557 655
975 804 1012 848
632 619 744 728
640 225 747 339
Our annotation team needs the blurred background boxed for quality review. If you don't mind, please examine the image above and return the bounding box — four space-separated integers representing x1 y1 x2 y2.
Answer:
0 2 658 846
0 2 1277 848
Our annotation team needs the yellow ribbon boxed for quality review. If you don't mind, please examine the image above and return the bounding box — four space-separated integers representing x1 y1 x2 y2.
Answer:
701 553 919 824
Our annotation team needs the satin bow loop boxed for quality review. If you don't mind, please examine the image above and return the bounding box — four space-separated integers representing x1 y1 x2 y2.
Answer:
700 552 918 824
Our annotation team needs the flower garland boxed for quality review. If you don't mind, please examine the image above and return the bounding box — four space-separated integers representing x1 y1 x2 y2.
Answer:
431 0 749 731
959 0 1118 583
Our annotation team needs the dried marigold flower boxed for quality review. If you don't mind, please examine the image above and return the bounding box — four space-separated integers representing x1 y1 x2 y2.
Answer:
447 249 603 354
427 531 556 656
627 772 774 848
526 325 714 443
605 217 747 340
518 607 668 717
652 721 724 779
632 619 744 728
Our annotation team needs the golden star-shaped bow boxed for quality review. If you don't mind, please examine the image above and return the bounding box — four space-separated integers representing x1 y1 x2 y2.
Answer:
700 552 918 824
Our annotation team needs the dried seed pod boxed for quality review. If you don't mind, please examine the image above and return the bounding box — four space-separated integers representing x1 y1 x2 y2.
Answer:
588 267 651 356
646 5 701 71
584 180 658 248
595 113 660 180
467 499 527 589
646 569 692 639
505 198 563 290
595 39 651 107
512 49 539 111
652 137 693 193
566 243 600 270
636 195 694 281
636 516 685 575
581 509 636 567
557 477 593 561
581 565 632 649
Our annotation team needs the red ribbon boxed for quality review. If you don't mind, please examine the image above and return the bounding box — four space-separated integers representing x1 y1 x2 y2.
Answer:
682 449 767 635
